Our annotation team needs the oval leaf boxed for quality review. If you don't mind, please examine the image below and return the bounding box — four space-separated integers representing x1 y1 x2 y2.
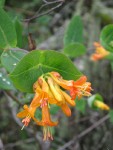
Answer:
100 24 113 52
0 8 17 49
0 71 15 90
10 50 82 92
64 15 83 47
14 18 23 48
64 42 86 58
1 49 27 73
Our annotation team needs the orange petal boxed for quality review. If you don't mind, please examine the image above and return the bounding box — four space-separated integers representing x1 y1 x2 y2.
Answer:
30 93 42 107
61 90 75 106
48 97 57 104
60 103 71 117
70 88 78 100
17 110 28 118
50 73 73 90
33 80 42 92
74 76 87 86
90 54 103 61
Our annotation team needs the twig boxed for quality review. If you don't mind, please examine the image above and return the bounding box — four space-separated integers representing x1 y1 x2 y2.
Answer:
96 131 110 150
4 91 23 106
30 0 62 19
58 114 109 150
4 138 35 148
42 0 64 4
24 0 64 22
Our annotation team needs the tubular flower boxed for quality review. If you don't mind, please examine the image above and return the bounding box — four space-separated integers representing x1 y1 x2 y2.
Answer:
47 77 75 116
49 72 92 100
17 80 57 139
94 100 110 111
33 95 58 141
72 76 92 100
17 71 92 141
17 93 42 128
91 42 110 61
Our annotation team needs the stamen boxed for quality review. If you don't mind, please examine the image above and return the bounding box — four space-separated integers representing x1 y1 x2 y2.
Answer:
21 125 25 130
21 115 31 129
43 126 54 141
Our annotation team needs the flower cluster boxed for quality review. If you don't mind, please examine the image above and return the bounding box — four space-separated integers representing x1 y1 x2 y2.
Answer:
91 42 110 61
17 72 92 141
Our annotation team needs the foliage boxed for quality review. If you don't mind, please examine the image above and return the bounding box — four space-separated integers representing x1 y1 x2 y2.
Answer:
100 24 113 52
10 50 82 92
0 8 17 49
64 42 86 58
64 15 84 46
0 71 15 90
1 49 27 72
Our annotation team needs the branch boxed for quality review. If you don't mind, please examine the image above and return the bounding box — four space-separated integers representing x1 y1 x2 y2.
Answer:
4 91 23 106
4 138 35 149
23 0 64 22
58 114 109 150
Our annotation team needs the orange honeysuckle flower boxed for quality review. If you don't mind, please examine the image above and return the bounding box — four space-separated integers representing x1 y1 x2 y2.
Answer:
37 77 57 104
17 72 92 141
17 91 58 140
94 100 110 111
49 72 92 100
91 42 110 61
33 98 58 141
17 78 58 140
50 72 74 90
72 76 92 100
17 85 57 127
17 93 42 128
30 96 58 141
47 76 75 116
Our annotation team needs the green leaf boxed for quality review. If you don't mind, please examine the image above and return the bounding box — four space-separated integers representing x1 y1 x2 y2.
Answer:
0 0 5 8
64 15 83 47
0 8 17 49
64 42 86 58
105 53 113 61
0 71 15 90
100 24 113 52
14 18 23 48
109 109 113 124
1 50 27 73
10 50 82 92
76 99 86 114
87 94 103 109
